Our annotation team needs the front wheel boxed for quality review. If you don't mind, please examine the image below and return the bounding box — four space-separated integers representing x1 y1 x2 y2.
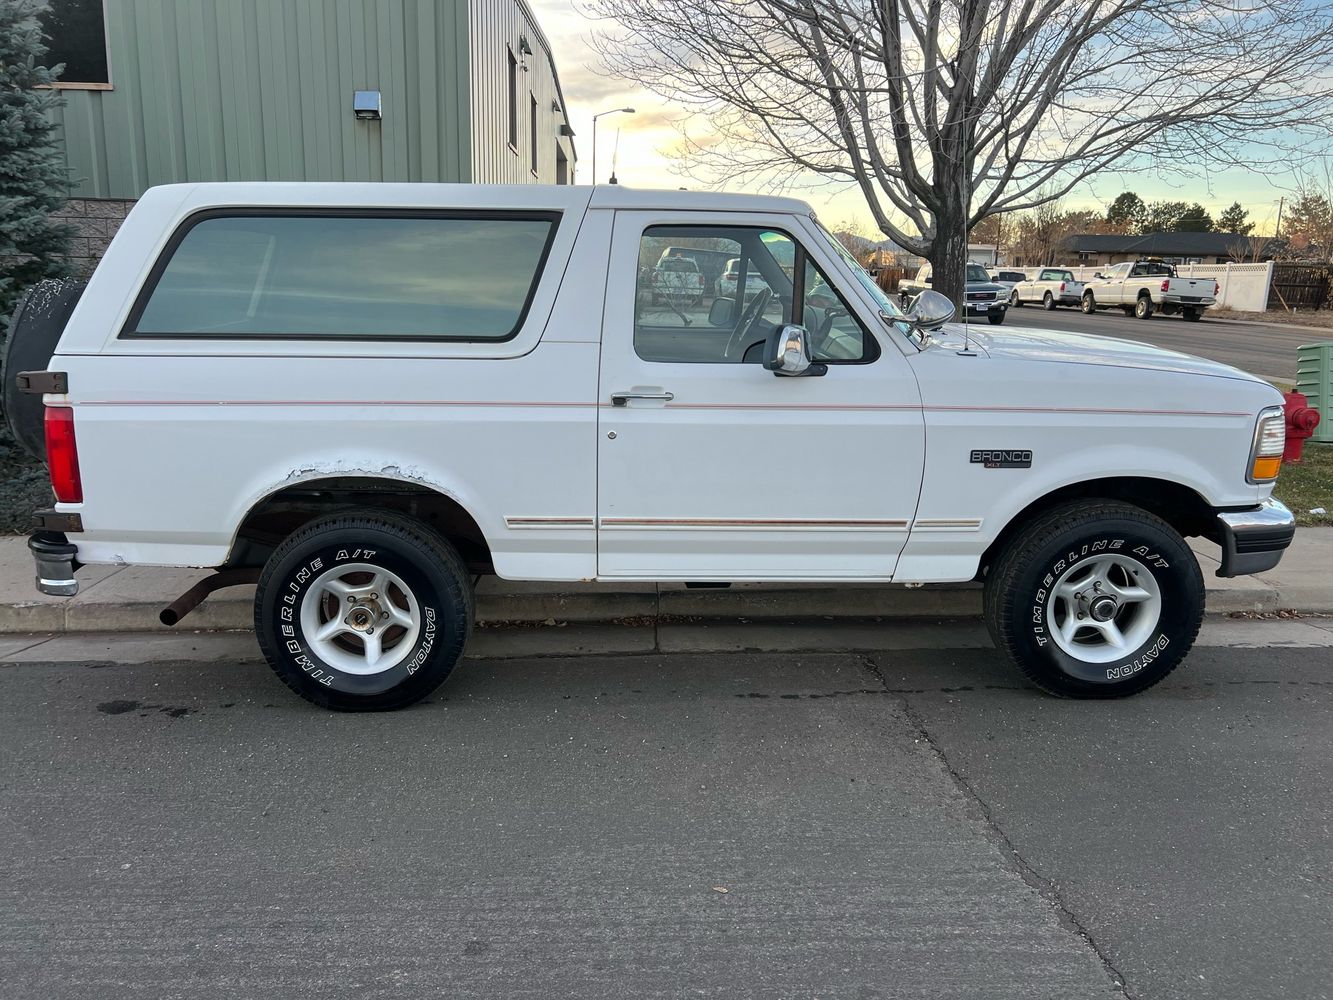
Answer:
1010 290 1022 307
983 500 1204 698
1081 293 1096 314
255 510 474 711
987 310 1005 325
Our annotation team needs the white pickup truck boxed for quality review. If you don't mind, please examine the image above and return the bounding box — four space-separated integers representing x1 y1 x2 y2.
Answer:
1008 268 1085 310
1080 261 1219 321
14 183 1293 711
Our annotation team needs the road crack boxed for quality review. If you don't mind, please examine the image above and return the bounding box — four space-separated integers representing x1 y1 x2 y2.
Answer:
857 653 1136 1000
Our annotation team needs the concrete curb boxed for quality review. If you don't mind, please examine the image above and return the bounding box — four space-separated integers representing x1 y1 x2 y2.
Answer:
1205 315 1333 337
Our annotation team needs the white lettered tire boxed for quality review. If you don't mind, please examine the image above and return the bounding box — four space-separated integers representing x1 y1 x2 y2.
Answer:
255 511 473 710
983 500 1204 697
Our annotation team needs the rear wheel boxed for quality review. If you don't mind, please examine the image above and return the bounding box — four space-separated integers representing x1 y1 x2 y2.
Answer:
1183 308 1202 322
983 500 1203 698
1134 295 1153 319
1081 292 1097 314
1043 291 1056 311
255 510 473 711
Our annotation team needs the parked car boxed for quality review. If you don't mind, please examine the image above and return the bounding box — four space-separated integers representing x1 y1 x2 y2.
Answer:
14 182 1293 711
651 256 705 306
1081 260 1219 321
655 245 733 295
990 269 1029 290
1009 268 1086 310
898 261 1009 325
718 257 772 299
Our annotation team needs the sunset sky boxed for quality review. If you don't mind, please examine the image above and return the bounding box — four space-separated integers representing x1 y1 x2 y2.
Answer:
531 0 1301 238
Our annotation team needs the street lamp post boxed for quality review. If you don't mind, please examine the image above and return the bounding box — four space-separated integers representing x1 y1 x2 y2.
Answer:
592 107 634 184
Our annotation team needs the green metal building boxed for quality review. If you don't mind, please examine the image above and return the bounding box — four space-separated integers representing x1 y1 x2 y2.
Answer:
41 0 577 271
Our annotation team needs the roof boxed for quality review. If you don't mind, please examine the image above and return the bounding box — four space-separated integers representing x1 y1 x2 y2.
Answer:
139 182 816 216
588 185 815 214
1068 232 1252 255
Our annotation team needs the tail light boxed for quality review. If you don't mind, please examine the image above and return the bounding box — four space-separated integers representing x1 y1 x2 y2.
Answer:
1161 279 1170 293
1059 281 1066 292
1214 281 1221 296
44 406 83 503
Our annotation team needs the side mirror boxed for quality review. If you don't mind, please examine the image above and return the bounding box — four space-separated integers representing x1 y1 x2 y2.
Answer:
1093 272 1105 280
923 275 933 284
907 289 955 329
763 324 827 377
708 297 735 327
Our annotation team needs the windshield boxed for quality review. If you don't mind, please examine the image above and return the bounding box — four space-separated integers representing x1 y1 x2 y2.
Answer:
965 263 991 283
811 219 921 344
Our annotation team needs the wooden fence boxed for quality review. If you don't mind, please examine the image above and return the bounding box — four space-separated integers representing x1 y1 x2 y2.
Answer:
1268 264 1333 311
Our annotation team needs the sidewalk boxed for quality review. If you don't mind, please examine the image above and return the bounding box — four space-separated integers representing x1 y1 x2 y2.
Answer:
2 531 1329 634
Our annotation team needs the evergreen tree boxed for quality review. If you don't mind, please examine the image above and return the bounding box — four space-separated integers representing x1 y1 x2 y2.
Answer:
1142 200 1189 233
1106 192 1147 233
1216 201 1254 236
1173 203 1215 232
0 0 73 337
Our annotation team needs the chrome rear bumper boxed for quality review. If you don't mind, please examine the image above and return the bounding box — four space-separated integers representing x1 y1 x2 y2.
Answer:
29 532 79 596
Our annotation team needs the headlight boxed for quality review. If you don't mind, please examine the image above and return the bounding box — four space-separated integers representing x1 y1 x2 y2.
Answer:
1247 406 1285 483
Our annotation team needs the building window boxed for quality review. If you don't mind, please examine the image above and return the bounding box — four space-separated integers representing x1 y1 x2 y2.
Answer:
556 149 569 185
506 50 518 151
40 0 110 88
125 211 561 343
530 95 539 175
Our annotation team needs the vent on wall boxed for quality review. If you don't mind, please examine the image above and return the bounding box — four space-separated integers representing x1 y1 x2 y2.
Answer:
353 91 382 120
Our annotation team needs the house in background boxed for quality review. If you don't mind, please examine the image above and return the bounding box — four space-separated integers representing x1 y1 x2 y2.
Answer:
1063 232 1272 267
40 0 576 273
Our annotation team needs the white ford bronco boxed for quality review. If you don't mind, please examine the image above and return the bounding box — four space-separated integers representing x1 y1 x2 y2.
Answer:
14 184 1294 710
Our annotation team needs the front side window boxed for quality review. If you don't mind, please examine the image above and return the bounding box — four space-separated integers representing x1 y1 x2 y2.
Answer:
40 0 109 86
633 225 874 365
126 212 558 341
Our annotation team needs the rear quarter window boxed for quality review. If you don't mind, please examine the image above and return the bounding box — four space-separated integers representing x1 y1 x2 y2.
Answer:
123 210 559 341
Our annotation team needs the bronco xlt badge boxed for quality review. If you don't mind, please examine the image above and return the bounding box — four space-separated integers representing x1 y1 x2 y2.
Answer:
971 449 1033 469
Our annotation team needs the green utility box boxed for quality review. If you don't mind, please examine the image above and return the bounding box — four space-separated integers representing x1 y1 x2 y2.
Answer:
1297 342 1333 443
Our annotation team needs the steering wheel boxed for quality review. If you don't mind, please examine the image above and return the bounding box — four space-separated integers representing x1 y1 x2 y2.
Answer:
723 287 773 362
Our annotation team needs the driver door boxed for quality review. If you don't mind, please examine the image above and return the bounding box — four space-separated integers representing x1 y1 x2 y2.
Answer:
596 211 925 580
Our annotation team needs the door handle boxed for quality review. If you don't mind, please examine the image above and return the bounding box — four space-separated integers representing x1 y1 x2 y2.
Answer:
611 390 674 407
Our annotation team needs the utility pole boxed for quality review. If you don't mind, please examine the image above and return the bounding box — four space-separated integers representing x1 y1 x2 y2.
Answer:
1275 195 1285 237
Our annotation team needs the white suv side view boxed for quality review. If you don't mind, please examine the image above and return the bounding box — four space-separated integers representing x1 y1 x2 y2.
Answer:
15 183 1293 711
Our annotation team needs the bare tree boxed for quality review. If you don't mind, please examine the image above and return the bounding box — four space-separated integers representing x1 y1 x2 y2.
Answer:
588 0 1333 307
1227 234 1273 264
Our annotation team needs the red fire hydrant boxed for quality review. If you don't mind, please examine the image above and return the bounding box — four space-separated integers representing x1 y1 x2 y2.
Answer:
1283 391 1321 463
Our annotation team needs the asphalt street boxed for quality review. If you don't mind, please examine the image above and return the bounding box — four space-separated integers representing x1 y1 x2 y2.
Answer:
988 305 1319 382
2 625 1331 999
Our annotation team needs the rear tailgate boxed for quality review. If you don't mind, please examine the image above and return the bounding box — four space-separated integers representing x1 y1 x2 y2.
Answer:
1167 277 1213 302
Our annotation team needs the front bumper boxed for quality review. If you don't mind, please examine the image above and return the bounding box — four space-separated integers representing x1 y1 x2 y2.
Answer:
1214 498 1295 578
29 531 80 596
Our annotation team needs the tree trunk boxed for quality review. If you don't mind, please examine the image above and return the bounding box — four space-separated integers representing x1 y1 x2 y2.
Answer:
928 206 970 314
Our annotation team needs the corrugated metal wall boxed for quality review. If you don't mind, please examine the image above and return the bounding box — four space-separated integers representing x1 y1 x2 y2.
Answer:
50 0 474 198
468 0 575 185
